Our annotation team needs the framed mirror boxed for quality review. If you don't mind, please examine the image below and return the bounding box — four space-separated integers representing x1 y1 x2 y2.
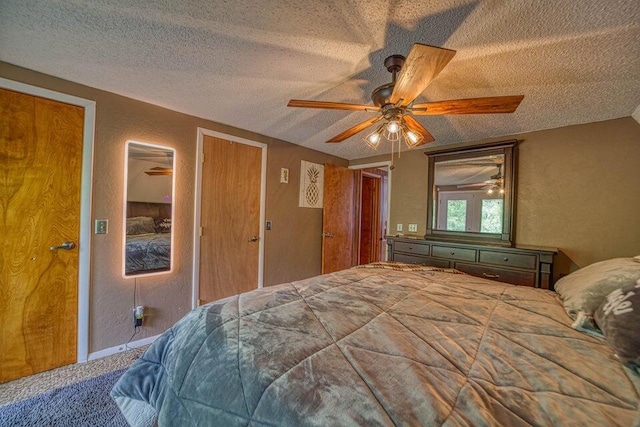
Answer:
425 140 517 246
123 140 176 277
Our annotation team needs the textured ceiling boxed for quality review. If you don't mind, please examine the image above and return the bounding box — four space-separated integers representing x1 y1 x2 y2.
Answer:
1 0 639 159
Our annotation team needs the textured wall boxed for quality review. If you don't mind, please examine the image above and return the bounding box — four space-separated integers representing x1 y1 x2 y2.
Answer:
0 62 347 353
351 117 640 276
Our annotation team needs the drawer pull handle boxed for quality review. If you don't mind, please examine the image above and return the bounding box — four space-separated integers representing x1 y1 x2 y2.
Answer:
503 257 509 262
450 252 455 255
483 273 500 279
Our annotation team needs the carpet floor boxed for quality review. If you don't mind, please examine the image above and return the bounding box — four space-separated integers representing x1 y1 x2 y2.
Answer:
0 369 128 426
0 346 147 406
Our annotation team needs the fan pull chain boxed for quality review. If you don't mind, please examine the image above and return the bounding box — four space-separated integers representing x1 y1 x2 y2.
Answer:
390 139 395 170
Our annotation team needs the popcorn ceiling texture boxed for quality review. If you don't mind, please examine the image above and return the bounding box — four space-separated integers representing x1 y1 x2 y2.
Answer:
1 0 639 159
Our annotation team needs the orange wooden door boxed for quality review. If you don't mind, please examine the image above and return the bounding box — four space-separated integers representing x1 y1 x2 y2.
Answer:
359 175 381 264
199 136 262 303
378 172 389 261
0 88 83 383
322 164 359 274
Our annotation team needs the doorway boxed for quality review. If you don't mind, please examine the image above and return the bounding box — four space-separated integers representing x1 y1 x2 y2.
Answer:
0 78 95 382
356 166 389 264
192 129 266 307
358 170 389 264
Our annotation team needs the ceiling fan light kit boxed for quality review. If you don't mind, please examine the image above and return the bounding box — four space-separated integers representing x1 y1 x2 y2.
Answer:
364 118 425 150
287 43 524 159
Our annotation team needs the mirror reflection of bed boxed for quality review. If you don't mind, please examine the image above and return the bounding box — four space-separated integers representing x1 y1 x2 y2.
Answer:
124 141 175 277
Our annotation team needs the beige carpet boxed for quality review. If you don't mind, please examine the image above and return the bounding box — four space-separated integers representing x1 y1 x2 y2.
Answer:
0 346 147 407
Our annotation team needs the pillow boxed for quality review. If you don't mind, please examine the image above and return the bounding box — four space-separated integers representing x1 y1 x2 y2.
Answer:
594 280 640 373
126 216 156 235
154 218 171 233
554 256 640 334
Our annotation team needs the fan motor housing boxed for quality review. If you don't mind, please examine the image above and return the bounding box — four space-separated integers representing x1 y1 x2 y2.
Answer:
371 54 406 107
371 83 395 107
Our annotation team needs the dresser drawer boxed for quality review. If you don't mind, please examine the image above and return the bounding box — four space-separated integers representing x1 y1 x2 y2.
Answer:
431 245 476 262
479 250 536 270
454 263 536 287
421 257 451 268
394 241 430 256
393 254 450 268
393 253 429 265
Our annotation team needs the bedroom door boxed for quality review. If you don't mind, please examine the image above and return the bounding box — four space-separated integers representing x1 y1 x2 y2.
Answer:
322 164 360 274
0 88 83 383
198 135 262 303
359 174 381 265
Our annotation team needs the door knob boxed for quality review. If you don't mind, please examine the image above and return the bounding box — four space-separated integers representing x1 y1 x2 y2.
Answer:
50 241 76 251
321 233 334 238
248 236 259 242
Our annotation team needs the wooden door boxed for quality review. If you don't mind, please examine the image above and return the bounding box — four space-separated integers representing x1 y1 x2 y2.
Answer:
0 88 84 383
359 175 381 265
378 173 389 261
199 136 262 304
322 164 359 274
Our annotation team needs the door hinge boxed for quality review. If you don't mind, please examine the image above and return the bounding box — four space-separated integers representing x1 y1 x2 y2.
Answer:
199 227 203 236
201 152 205 163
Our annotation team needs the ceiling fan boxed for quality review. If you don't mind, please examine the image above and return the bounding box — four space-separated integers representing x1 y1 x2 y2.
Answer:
457 164 503 191
287 43 524 149
145 166 173 176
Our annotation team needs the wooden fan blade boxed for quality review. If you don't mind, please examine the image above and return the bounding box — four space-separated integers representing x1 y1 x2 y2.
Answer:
411 95 524 115
403 115 435 146
457 182 487 188
288 100 379 112
327 116 383 143
390 44 456 107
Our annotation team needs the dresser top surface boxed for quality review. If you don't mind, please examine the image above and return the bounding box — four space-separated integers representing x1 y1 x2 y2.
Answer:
387 236 557 255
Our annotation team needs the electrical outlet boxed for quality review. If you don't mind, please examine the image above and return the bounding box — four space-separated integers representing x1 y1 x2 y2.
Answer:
408 224 418 232
134 306 144 327
95 219 108 234
396 223 403 232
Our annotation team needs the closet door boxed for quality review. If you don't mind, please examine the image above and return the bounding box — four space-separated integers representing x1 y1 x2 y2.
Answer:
198 136 262 303
0 88 83 383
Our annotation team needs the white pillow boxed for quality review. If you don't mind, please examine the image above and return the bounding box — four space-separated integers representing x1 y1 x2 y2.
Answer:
555 257 640 334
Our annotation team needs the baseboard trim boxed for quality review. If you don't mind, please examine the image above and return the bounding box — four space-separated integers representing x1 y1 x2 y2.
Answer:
86 334 160 362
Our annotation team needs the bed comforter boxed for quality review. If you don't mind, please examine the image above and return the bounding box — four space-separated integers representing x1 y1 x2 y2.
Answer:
125 233 171 274
111 264 640 426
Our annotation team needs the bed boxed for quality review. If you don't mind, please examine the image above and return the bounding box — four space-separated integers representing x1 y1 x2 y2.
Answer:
125 216 171 274
111 262 640 426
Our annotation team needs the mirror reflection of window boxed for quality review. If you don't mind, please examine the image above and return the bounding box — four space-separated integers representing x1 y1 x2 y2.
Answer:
446 199 467 231
123 141 176 278
480 199 503 233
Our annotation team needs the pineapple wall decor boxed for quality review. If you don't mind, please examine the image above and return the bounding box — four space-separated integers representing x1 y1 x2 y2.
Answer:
299 161 324 208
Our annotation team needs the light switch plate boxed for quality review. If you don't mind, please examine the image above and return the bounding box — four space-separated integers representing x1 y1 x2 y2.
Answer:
396 223 403 232
280 168 289 183
408 224 418 232
95 219 108 234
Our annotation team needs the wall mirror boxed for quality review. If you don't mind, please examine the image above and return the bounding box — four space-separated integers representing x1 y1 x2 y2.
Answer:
123 140 175 277
425 140 517 246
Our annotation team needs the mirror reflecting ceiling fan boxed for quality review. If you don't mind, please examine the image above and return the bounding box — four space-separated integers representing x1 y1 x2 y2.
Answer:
457 164 504 193
287 43 524 149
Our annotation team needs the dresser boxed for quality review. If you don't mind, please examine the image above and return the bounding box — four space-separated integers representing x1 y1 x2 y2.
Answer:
386 236 557 290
